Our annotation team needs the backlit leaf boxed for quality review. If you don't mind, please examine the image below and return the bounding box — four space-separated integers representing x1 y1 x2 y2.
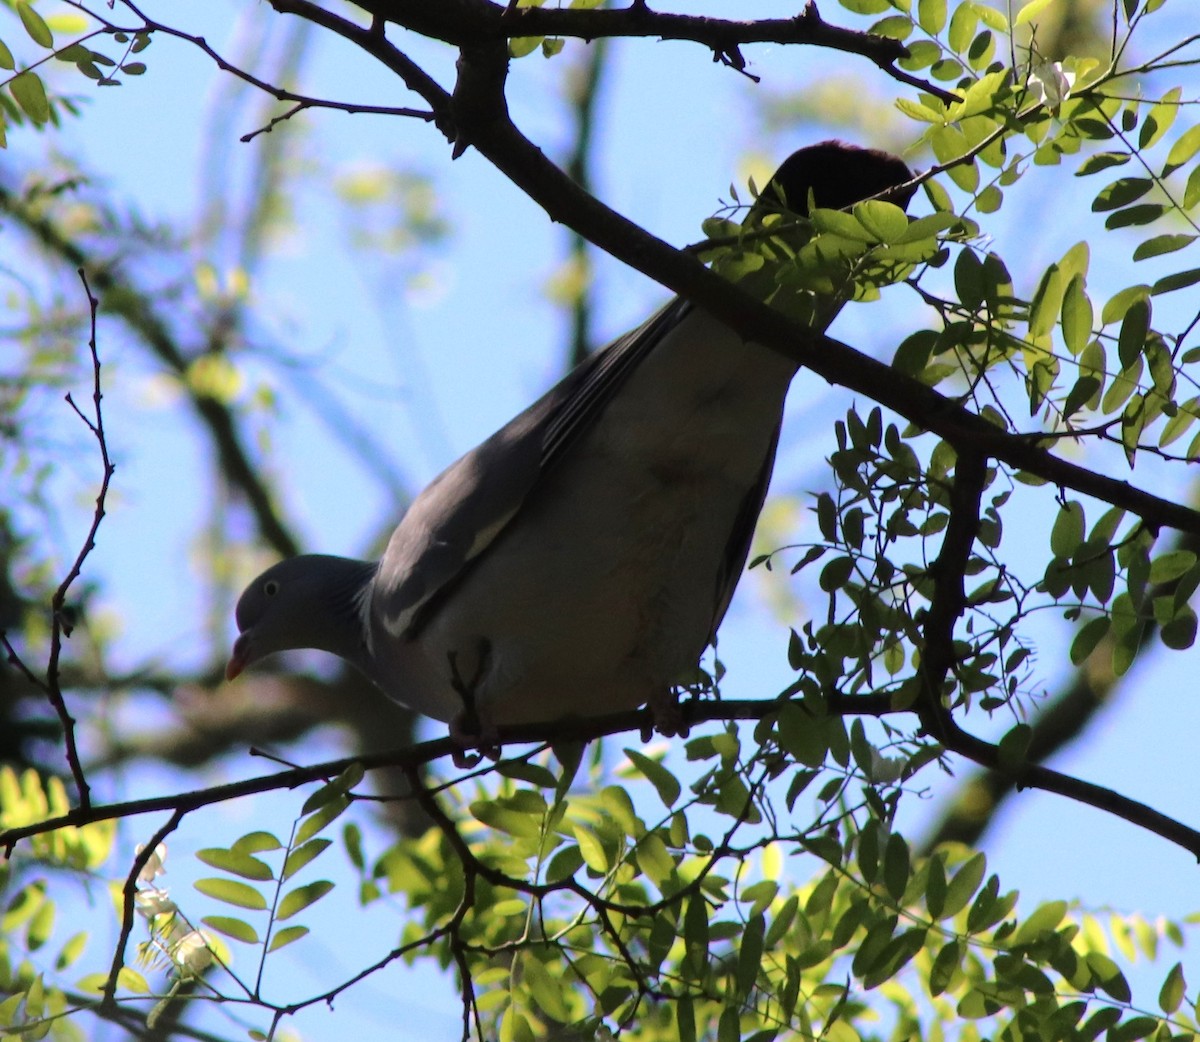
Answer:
277 880 333 921
194 877 268 910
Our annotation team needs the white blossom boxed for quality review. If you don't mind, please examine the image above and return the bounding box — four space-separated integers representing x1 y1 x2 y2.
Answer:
172 930 214 976
135 887 177 919
1028 60 1073 111
135 842 168 884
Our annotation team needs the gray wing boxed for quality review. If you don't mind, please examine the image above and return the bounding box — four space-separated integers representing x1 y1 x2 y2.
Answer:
709 418 783 644
374 297 693 637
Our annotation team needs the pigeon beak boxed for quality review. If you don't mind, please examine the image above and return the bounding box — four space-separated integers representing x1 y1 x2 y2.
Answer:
226 633 251 682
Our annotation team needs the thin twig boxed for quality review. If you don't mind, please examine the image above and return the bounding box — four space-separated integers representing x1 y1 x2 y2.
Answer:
103 810 186 1007
23 269 113 810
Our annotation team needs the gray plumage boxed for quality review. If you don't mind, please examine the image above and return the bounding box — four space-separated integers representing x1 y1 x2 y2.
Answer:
227 141 915 737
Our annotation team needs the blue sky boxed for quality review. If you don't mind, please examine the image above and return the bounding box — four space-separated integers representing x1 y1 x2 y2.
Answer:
6 0 1200 1038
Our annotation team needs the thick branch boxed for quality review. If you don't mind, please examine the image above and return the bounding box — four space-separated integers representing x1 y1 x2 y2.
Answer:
427 47 1200 537
3 696 1198 859
258 4 1200 535
360 0 907 64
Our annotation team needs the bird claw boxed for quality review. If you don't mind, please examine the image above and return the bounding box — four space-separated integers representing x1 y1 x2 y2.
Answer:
642 688 688 741
449 711 501 768
447 641 500 766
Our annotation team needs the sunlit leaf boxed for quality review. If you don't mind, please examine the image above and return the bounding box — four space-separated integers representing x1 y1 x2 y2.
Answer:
283 838 332 881
194 877 268 910
623 748 680 808
268 925 310 952
201 915 260 944
9 72 50 124
1158 961 1186 1013
196 847 273 881
277 880 333 921
17 2 53 47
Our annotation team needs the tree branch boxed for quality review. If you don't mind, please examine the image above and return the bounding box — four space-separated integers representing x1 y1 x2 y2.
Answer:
3 695 1199 859
243 4 1200 537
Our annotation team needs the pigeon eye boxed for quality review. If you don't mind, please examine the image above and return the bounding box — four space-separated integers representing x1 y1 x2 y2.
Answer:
264 580 280 597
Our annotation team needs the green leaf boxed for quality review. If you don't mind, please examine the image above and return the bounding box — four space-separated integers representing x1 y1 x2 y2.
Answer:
545 844 584 883
683 892 710 976
196 847 274 881
27 898 53 950
998 723 1033 772
1186 165 1200 209
947 2 977 51
1158 961 1186 1014
1014 899 1068 945
1133 233 1195 261
194 877 268 910
55 931 87 971
1014 0 1057 25
1070 617 1111 664
735 915 765 999
283 838 331 881
838 0 892 13
816 491 837 540
955 248 985 309
636 831 676 887
1121 395 1146 465
930 939 961 995
296 794 350 844
1093 177 1153 212
623 748 680 808
852 200 909 243
943 852 987 918
924 854 947 918
1060 274 1093 354
871 15 913 39
896 97 946 124
232 831 283 854
1161 606 1197 650
1149 550 1196 584
1107 203 1166 229
1152 267 1200 295
508 36 542 58
471 793 545 837
1140 87 1180 149
496 760 556 788
1166 124 1200 173
201 915 260 944
116 967 151 994
883 832 910 901
17 2 53 47
917 0 947 34
573 825 609 874
778 703 830 768
1117 297 1150 369
1051 501 1085 557
268 925 310 952
1076 151 1129 176
9 71 50 124
300 763 363 814
0 37 14 70
1102 284 1151 325
1029 264 1063 338
1088 951 1131 1001
277 880 334 921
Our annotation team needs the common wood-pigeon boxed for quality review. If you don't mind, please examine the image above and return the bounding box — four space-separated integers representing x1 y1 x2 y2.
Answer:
226 141 915 742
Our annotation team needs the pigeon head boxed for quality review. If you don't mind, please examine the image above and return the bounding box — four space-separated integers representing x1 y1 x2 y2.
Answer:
758 140 916 218
226 554 376 681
